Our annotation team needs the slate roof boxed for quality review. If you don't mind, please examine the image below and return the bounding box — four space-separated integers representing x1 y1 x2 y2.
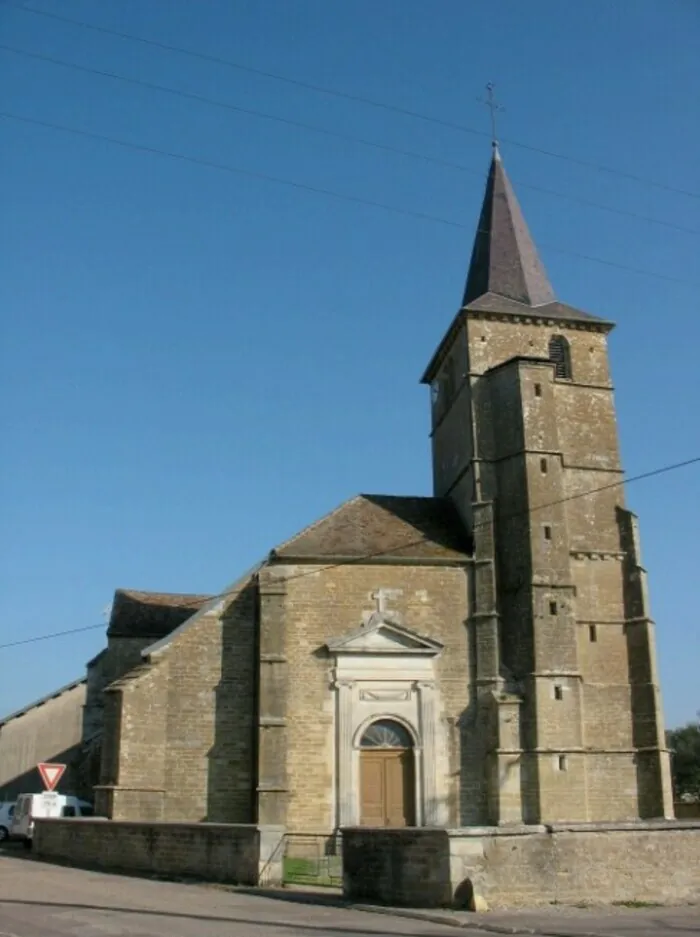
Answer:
271 494 472 563
463 291 609 325
463 146 557 308
422 149 612 384
107 589 212 639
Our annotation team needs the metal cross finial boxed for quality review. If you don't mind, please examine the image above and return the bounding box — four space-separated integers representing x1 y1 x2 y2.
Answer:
479 82 504 150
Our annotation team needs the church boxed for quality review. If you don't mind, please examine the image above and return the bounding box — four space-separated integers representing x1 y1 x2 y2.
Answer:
85 145 674 833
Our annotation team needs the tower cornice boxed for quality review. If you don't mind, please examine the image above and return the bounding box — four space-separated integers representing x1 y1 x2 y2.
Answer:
420 301 614 386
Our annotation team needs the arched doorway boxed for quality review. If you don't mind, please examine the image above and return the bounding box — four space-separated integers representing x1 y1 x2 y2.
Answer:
359 719 416 827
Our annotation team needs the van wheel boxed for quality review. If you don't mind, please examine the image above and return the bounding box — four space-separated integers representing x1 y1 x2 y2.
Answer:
0 826 8 843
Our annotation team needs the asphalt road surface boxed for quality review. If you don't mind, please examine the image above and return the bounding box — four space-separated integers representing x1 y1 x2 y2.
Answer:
0 850 698 937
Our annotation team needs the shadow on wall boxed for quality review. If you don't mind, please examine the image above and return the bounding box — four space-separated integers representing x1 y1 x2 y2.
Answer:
0 745 82 801
206 581 257 824
457 648 485 824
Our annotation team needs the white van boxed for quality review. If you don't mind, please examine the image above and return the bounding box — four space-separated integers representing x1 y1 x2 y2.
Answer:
0 801 16 842
10 793 93 845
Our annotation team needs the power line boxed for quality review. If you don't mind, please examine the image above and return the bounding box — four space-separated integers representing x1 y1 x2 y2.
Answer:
0 623 104 651
2 110 698 289
2 453 697 652
2 0 698 202
2 43 697 239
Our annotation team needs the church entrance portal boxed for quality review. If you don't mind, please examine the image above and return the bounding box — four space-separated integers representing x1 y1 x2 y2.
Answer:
359 719 416 827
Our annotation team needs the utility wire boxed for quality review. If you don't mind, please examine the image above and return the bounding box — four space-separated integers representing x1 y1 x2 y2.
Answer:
2 0 698 202
0 623 104 650
2 109 697 289
2 43 696 239
2 453 698 653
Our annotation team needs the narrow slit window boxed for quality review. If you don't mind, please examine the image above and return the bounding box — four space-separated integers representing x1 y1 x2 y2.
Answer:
534 383 542 397
554 685 564 701
549 335 572 380
558 755 568 772
544 525 552 541
589 624 598 643
549 600 558 615
540 457 548 474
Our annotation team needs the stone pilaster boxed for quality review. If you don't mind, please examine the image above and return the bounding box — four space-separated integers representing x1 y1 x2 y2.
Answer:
471 501 502 691
418 681 438 825
335 679 355 827
256 575 289 826
490 693 523 826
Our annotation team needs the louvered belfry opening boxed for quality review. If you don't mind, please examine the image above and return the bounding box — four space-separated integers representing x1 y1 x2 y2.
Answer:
548 335 572 380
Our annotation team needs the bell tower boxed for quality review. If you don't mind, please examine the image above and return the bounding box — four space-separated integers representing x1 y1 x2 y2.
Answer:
421 146 674 824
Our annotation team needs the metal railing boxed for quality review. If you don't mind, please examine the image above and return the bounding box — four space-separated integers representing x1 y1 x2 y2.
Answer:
281 832 343 888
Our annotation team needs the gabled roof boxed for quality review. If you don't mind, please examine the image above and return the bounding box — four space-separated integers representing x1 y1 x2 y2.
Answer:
107 589 212 639
142 559 267 658
463 146 557 308
271 494 472 564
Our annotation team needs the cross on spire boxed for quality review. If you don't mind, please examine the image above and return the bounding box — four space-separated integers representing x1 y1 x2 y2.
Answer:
479 82 504 151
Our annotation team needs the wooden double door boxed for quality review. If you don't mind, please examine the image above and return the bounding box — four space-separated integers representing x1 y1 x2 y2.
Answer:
359 749 416 827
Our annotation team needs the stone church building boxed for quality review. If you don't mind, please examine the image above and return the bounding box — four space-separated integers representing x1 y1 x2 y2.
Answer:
88 146 673 832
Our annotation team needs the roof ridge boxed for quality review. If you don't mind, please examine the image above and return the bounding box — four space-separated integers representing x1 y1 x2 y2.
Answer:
0 676 86 726
116 588 211 601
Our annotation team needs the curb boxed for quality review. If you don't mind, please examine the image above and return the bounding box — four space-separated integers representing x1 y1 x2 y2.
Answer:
351 904 624 937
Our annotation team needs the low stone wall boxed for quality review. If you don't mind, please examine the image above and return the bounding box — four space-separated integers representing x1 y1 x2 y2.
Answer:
343 829 451 907
33 820 285 886
676 801 700 819
342 821 700 909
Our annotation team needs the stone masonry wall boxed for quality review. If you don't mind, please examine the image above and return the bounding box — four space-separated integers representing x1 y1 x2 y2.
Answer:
97 580 257 823
343 822 700 909
33 819 284 887
430 310 671 824
267 562 471 832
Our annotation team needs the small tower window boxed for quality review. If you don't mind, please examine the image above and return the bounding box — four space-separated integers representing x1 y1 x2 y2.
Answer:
558 755 568 772
543 525 552 541
549 600 558 615
554 685 564 701
549 335 572 380
589 624 598 643
534 383 542 397
540 457 548 474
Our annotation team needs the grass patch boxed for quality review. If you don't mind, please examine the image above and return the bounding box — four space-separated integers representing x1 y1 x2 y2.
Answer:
282 856 341 888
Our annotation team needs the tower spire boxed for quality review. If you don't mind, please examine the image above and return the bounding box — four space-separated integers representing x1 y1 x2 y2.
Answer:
462 144 556 308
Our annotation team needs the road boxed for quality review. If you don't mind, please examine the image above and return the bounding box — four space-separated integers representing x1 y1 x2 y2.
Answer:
0 850 698 937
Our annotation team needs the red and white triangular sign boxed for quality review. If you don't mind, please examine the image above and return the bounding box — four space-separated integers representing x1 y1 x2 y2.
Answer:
37 762 66 792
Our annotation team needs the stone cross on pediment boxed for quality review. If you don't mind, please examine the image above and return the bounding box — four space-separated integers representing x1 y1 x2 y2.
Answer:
362 588 402 628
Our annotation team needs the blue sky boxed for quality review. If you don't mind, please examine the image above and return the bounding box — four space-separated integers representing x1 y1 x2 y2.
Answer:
1 0 698 727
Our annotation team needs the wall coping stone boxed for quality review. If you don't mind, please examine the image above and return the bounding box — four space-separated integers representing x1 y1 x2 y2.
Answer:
447 821 700 837
37 819 284 831
344 821 700 840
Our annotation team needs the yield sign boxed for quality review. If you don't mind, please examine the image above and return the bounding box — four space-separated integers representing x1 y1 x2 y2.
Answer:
37 762 66 792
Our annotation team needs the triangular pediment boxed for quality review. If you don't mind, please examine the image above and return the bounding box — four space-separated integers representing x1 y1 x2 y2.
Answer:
327 620 443 656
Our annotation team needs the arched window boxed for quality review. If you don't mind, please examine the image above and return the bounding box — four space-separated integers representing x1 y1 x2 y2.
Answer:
360 719 413 750
548 335 572 380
